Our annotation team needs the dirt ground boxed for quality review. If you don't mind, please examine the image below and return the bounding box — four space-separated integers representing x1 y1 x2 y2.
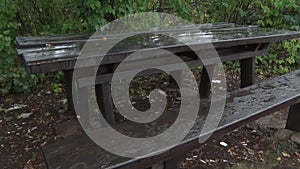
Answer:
0 70 300 169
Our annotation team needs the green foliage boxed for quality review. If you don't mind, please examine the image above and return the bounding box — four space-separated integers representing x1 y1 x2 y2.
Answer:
38 74 47 83
283 39 300 65
0 0 38 95
191 0 300 28
256 39 300 75
257 0 300 30
191 0 260 24
223 61 240 74
0 0 299 95
192 0 300 75
55 71 65 82
51 83 63 94
51 71 66 94
0 0 192 95
255 0 300 75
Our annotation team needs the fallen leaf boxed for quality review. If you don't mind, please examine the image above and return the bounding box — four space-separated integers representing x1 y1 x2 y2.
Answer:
23 160 33 169
199 159 206 164
260 157 265 162
7 104 27 112
18 112 32 119
244 146 254 155
185 158 192 161
228 149 238 156
282 152 290 158
209 159 215 163
220 141 228 147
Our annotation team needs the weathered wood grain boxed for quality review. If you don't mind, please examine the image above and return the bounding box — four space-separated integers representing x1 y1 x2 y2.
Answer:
17 23 300 74
43 69 300 169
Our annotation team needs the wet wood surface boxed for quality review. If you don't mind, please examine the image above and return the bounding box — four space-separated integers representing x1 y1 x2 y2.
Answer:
43 69 300 169
18 23 300 168
17 22 300 74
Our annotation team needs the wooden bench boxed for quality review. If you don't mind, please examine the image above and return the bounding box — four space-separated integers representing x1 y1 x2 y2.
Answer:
16 22 300 168
42 69 300 169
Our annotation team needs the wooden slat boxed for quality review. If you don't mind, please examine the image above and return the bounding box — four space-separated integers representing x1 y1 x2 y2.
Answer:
17 26 284 52
43 69 300 169
21 44 268 74
16 34 89 48
17 25 258 56
16 22 236 48
17 26 296 51
77 49 268 87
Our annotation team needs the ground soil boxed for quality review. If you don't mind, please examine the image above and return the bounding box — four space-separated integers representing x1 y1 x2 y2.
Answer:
0 70 300 169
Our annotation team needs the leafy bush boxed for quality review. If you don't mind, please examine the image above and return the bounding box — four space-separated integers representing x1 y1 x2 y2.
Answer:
0 0 192 95
191 0 300 75
256 40 300 75
0 1 37 95
257 0 300 30
191 0 300 29
256 0 300 75
0 0 299 95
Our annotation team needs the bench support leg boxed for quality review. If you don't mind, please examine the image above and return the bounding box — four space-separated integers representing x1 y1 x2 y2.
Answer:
286 103 300 131
164 155 185 169
64 70 74 111
95 83 116 126
200 65 215 98
77 86 90 129
241 57 256 88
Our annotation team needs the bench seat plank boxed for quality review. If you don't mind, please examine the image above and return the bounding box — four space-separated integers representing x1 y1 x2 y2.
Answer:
43 69 300 169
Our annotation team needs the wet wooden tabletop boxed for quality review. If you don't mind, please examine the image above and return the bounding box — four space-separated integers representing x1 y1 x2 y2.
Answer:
16 22 300 74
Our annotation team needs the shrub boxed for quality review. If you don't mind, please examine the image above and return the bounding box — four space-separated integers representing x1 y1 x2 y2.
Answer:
0 0 299 95
191 0 300 75
0 1 37 95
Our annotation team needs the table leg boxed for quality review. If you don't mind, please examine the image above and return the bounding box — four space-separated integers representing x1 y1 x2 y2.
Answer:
64 70 74 111
240 57 256 88
72 67 94 129
95 83 116 126
200 65 215 98
77 85 90 129
286 103 300 131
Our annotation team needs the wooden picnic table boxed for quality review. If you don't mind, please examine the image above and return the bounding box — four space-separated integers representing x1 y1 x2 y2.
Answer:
16 22 300 169
17 22 300 125
17 22 299 78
